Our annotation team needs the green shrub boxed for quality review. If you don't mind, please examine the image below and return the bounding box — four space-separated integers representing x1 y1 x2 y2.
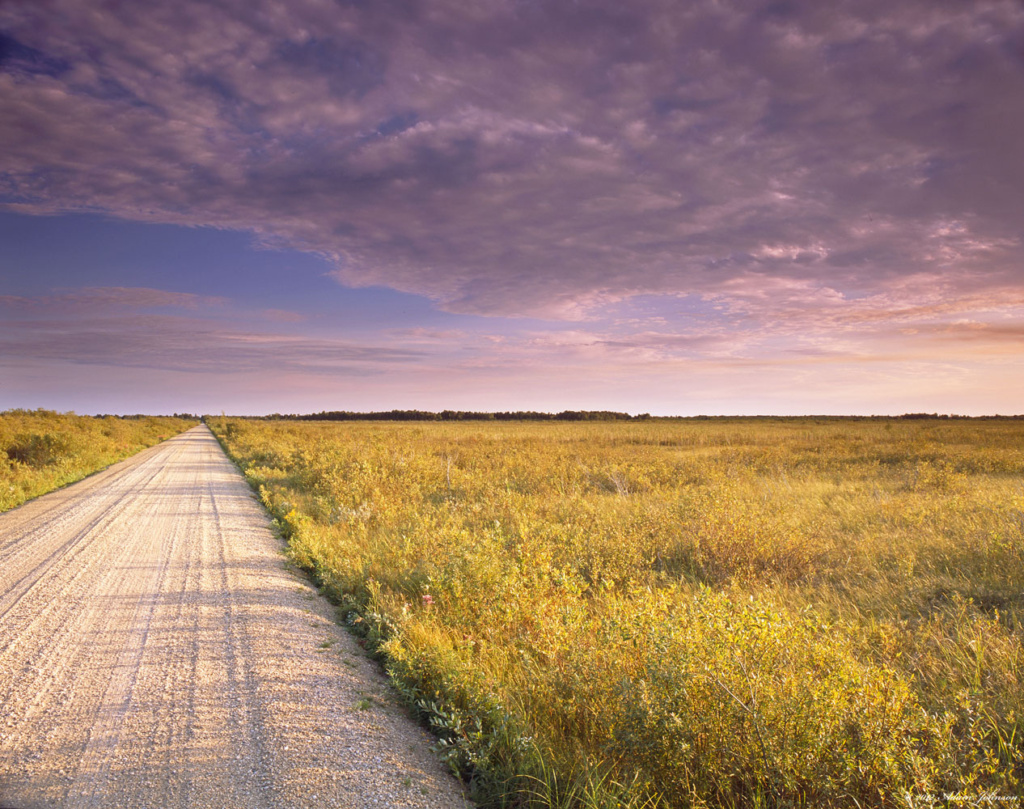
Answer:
0 409 195 511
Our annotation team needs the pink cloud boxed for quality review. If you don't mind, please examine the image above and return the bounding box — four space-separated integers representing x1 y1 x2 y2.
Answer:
1 0 1022 319
0 287 227 313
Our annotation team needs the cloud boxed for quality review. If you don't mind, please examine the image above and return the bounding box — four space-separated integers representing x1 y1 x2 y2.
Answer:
0 313 423 374
261 308 307 323
0 287 227 314
0 288 412 374
1 0 1023 319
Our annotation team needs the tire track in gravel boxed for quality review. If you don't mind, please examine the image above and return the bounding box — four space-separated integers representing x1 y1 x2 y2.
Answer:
0 425 472 809
0 439 184 628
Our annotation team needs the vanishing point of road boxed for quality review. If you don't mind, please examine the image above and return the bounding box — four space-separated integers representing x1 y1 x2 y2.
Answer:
0 425 471 809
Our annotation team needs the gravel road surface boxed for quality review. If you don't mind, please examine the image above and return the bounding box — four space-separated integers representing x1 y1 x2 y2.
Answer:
0 425 472 809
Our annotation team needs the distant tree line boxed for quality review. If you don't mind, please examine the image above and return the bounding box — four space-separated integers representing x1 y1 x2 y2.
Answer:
895 413 1024 420
262 409 653 422
220 410 1024 422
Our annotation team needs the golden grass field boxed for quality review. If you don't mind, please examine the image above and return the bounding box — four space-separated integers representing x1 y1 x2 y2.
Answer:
211 417 1023 808
0 409 196 513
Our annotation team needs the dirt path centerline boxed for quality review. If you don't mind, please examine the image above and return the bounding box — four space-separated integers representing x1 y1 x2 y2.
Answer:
0 425 471 809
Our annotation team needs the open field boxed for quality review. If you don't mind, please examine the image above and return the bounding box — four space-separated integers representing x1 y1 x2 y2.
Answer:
211 417 1024 808
0 409 196 512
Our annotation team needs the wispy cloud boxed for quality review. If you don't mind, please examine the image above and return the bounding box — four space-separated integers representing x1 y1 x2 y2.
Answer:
0 288 414 374
0 287 227 314
0 314 423 375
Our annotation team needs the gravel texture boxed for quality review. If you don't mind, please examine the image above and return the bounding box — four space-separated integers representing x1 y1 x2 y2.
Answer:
0 425 473 809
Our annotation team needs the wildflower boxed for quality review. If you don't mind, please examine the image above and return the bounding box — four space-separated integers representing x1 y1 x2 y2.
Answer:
422 594 434 606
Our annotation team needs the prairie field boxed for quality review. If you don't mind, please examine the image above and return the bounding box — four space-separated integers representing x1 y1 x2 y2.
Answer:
211 417 1024 808
0 409 196 512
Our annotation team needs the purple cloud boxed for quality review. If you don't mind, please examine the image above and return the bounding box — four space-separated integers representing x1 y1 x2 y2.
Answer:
0 288 421 374
0 287 227 313
0 315 424 375
1 0 1022 322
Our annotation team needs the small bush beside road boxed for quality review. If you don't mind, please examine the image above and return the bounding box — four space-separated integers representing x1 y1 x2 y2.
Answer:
0 409 196 512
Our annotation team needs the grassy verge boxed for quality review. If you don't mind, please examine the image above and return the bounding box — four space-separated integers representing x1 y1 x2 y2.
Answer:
0 409 197 512
210 416 1024 808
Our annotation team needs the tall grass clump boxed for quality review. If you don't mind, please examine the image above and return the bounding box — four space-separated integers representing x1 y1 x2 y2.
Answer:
0 409 195 511
211 416 1024 807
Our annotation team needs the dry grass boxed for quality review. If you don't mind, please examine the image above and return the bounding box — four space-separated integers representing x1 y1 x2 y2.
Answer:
212 416 1024 807
0 409 196 512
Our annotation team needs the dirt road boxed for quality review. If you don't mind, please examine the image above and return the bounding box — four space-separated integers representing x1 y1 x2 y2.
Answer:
0 425 471 809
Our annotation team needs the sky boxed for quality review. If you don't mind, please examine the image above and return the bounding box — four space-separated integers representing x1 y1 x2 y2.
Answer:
1 0 1023 416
